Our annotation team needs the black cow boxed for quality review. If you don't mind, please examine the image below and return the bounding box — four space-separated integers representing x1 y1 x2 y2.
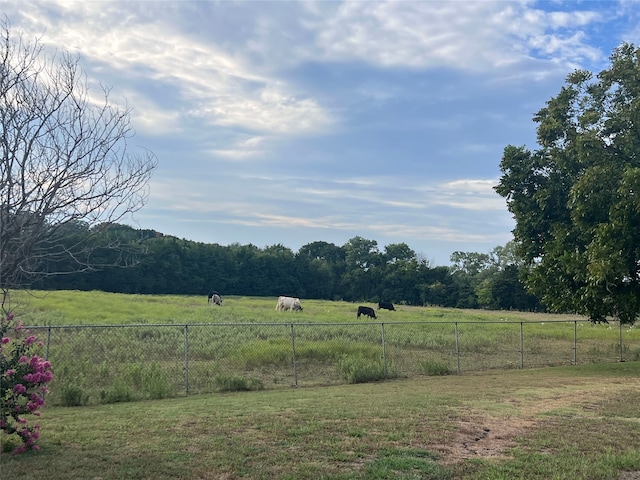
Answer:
357 306 376 319
378 301 395 311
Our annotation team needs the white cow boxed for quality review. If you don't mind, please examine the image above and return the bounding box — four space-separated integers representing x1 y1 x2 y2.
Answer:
276 296 303 312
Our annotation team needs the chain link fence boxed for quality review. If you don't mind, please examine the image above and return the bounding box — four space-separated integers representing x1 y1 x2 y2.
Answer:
25 320 640 406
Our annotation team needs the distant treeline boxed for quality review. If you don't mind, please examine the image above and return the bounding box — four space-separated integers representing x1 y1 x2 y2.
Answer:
34 223 543 311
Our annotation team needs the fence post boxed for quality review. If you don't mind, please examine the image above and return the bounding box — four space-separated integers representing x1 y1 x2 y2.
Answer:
45 325 51 361
290 324 298 387
380 323 387 377
573 321 577 365
42 326 52 401
455 322 460 374
619 322 624 362
520 322 524 369
184 325 189 396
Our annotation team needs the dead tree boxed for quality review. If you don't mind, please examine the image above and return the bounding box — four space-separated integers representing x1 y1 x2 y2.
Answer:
0 17 157 307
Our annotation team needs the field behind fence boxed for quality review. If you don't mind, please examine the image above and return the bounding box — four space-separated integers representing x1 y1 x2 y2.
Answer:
11 291 640 406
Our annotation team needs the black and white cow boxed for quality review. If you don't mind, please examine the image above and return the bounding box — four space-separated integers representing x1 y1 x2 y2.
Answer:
357 306 376 319
378 301 395 311
208 291 222 306
276 296 303 312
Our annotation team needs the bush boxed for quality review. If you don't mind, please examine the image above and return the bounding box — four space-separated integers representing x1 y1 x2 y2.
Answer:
1 432 21 454
214 375 264 392
0 312 53 454
337 355 393 384
419 360 452 376
100 380 137 404
59 385 89 407
127 363 173 400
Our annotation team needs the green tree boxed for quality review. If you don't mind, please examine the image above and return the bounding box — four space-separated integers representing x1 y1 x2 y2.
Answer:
378 243 420 303
496 43 640 324
296 241 345 299
341 236 381 301
449 251 491 276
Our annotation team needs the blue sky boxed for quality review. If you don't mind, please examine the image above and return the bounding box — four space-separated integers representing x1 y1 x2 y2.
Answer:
3 1 640 265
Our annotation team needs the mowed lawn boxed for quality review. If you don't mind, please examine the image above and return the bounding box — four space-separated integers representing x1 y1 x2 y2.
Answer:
3 291 640 478
2 362 639 479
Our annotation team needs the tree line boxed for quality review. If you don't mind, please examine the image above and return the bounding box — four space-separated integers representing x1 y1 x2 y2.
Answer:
32 223 542 311
8 18 640 322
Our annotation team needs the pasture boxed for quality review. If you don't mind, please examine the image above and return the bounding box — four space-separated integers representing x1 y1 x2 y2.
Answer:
1 362 639 479
6 290 640 408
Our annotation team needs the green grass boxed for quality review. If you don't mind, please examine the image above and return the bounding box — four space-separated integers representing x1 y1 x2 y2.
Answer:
5 290 640 406
2 362 639 479
7 290 590 326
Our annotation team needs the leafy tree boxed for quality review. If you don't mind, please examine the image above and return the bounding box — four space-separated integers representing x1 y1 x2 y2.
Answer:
496 43 640 324
378 243 420 303
476 265 541 311
342 236 381 300
383 243 416 264
296 241 345 300
0 18 157 302
449 251 492 276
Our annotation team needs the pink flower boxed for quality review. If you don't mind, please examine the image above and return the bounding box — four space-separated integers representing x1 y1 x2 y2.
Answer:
1 337 9 344
13 384 26 394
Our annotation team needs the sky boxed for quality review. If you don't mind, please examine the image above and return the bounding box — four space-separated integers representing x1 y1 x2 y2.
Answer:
2 1 640 266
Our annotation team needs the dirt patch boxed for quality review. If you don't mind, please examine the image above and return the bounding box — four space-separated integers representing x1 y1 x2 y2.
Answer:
431 415 536 464
618 473 640 480
429 385 637 465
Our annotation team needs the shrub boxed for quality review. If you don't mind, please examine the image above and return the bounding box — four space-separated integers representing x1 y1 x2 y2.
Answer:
0 312 54 454
1 432 21 453
213 375 264 392
127 363 173 400
337 355 393 384
419 360 452 376
100 380 136 404
59 384 89 407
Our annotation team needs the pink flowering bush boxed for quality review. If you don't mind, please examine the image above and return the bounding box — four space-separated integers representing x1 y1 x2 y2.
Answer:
1 312 53 454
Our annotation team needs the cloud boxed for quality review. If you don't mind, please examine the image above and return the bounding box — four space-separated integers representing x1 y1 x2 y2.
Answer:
306 1 606 71
434 179 506 211
207 135 269 160
6 1 334 137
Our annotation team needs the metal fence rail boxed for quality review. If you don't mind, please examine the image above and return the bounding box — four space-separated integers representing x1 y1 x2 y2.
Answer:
25 320 640 406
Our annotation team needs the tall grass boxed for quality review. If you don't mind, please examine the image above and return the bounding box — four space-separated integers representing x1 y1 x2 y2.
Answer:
7 290 640 406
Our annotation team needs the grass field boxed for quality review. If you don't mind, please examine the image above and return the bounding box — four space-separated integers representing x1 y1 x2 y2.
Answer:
1 362 639 479
5 290 640 408
2 291 640 478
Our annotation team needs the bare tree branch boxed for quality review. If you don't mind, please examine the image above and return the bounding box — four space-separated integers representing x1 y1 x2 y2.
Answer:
0 17 158 294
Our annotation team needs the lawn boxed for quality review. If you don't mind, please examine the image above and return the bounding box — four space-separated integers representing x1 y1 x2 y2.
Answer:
2 362 639 479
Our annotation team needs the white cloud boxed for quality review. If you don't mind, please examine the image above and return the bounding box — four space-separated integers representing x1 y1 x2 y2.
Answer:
208 135 269 160
7 1 333 137
306 1 605 71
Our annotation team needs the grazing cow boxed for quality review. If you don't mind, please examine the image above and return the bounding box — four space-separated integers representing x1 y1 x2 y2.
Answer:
357 306 376 319
276 296 303 312
378 301 395 311
208 291 222 306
